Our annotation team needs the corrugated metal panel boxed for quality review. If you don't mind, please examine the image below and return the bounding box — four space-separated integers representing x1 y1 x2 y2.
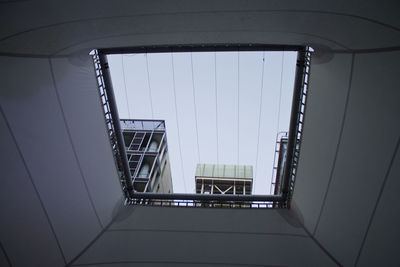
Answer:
195 164 253 179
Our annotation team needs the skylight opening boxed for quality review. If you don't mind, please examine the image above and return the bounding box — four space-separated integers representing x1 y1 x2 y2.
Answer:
92 45 312 208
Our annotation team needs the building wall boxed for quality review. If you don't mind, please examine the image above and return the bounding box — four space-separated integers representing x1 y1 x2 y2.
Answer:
122 121 173 193
157 153 173 193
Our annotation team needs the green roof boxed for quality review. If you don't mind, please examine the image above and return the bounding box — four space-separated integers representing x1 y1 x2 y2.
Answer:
195 164 253 180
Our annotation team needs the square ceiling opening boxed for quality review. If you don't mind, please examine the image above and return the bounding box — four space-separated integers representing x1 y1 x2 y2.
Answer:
92 45 312 208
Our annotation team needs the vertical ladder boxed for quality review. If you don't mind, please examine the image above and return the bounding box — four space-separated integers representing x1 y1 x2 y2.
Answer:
128 154 141 179
129 132 146 151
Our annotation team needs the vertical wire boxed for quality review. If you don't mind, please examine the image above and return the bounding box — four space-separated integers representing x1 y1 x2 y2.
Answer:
254 51 266 193
121 55 131 118
171 53 187 192
276 51 285 132
237 50 240 165
145 53 154 119
190 52 201 163
214 51 219 164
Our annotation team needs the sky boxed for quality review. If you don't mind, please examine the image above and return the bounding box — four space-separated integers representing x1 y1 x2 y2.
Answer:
108 51 297 194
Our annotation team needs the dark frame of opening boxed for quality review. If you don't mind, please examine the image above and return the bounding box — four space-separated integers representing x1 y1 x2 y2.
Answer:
93 44 312 208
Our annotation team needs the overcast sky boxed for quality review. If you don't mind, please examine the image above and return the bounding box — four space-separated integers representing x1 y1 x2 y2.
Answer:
108 51 297 194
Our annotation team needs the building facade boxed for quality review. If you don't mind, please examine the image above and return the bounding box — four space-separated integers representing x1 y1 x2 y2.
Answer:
121 119 173 193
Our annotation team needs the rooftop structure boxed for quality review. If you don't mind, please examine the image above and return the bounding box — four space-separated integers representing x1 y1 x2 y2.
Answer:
271 132 289 195
195 164 253 195
121 119 173 193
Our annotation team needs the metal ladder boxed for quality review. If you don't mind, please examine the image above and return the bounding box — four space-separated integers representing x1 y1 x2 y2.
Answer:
128 154 141 178
129 132 146 151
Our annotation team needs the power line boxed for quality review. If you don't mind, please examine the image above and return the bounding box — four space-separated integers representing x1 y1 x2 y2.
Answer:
121 55 131 118
190 52 201 163
237 50 240 165
276 51 285 132
171 53 187 192
214 51 219 164
145 53 154 119
254 51 266 193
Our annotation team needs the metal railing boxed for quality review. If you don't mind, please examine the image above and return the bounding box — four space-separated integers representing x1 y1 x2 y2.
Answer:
92 50 133 198
120 119 166 131
93 45 312 208
283 47 312 204
130 199 275 209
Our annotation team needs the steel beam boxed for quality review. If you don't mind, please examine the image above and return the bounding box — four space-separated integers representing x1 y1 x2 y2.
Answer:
280 48 307 199
98 44 304 55
99 54 134 197
132 192 283 202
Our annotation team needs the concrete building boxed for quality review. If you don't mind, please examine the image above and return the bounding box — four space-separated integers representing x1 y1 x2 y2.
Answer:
271 132 289 195
1 1 399 266
195 164 253 195
121 119 172 193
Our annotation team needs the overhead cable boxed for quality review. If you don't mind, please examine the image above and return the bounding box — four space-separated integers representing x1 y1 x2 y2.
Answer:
190 52 201 163
145 53 154 119
214 51 219 164
121 55 131 118
254 51 266 193
171 53 187 192
276 51 285 132
237 50 240 165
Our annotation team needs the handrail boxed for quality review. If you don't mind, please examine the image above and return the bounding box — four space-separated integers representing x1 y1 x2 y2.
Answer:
98 53 135 198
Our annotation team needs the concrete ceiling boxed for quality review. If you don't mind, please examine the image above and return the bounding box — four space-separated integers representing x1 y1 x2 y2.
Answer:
0 0 399 266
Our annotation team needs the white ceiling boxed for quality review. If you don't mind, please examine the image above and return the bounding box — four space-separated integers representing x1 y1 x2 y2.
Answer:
74 207 336 266
292 50 400 266
0 0 399 266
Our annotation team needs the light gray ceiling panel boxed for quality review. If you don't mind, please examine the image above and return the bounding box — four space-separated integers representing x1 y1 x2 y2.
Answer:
75 228 337 266
110 206 305 236
74 263 255 267
0 110 65 267
357 144 400 267
50 56 123 227
1 1 399 55
1 0 399 40
292 53 353 232
314 51 400 266
0 56 102 261
0 243 11 267
74 264 249 267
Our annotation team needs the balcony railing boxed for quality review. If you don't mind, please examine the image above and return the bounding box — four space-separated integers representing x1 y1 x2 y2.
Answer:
120 119 165 131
